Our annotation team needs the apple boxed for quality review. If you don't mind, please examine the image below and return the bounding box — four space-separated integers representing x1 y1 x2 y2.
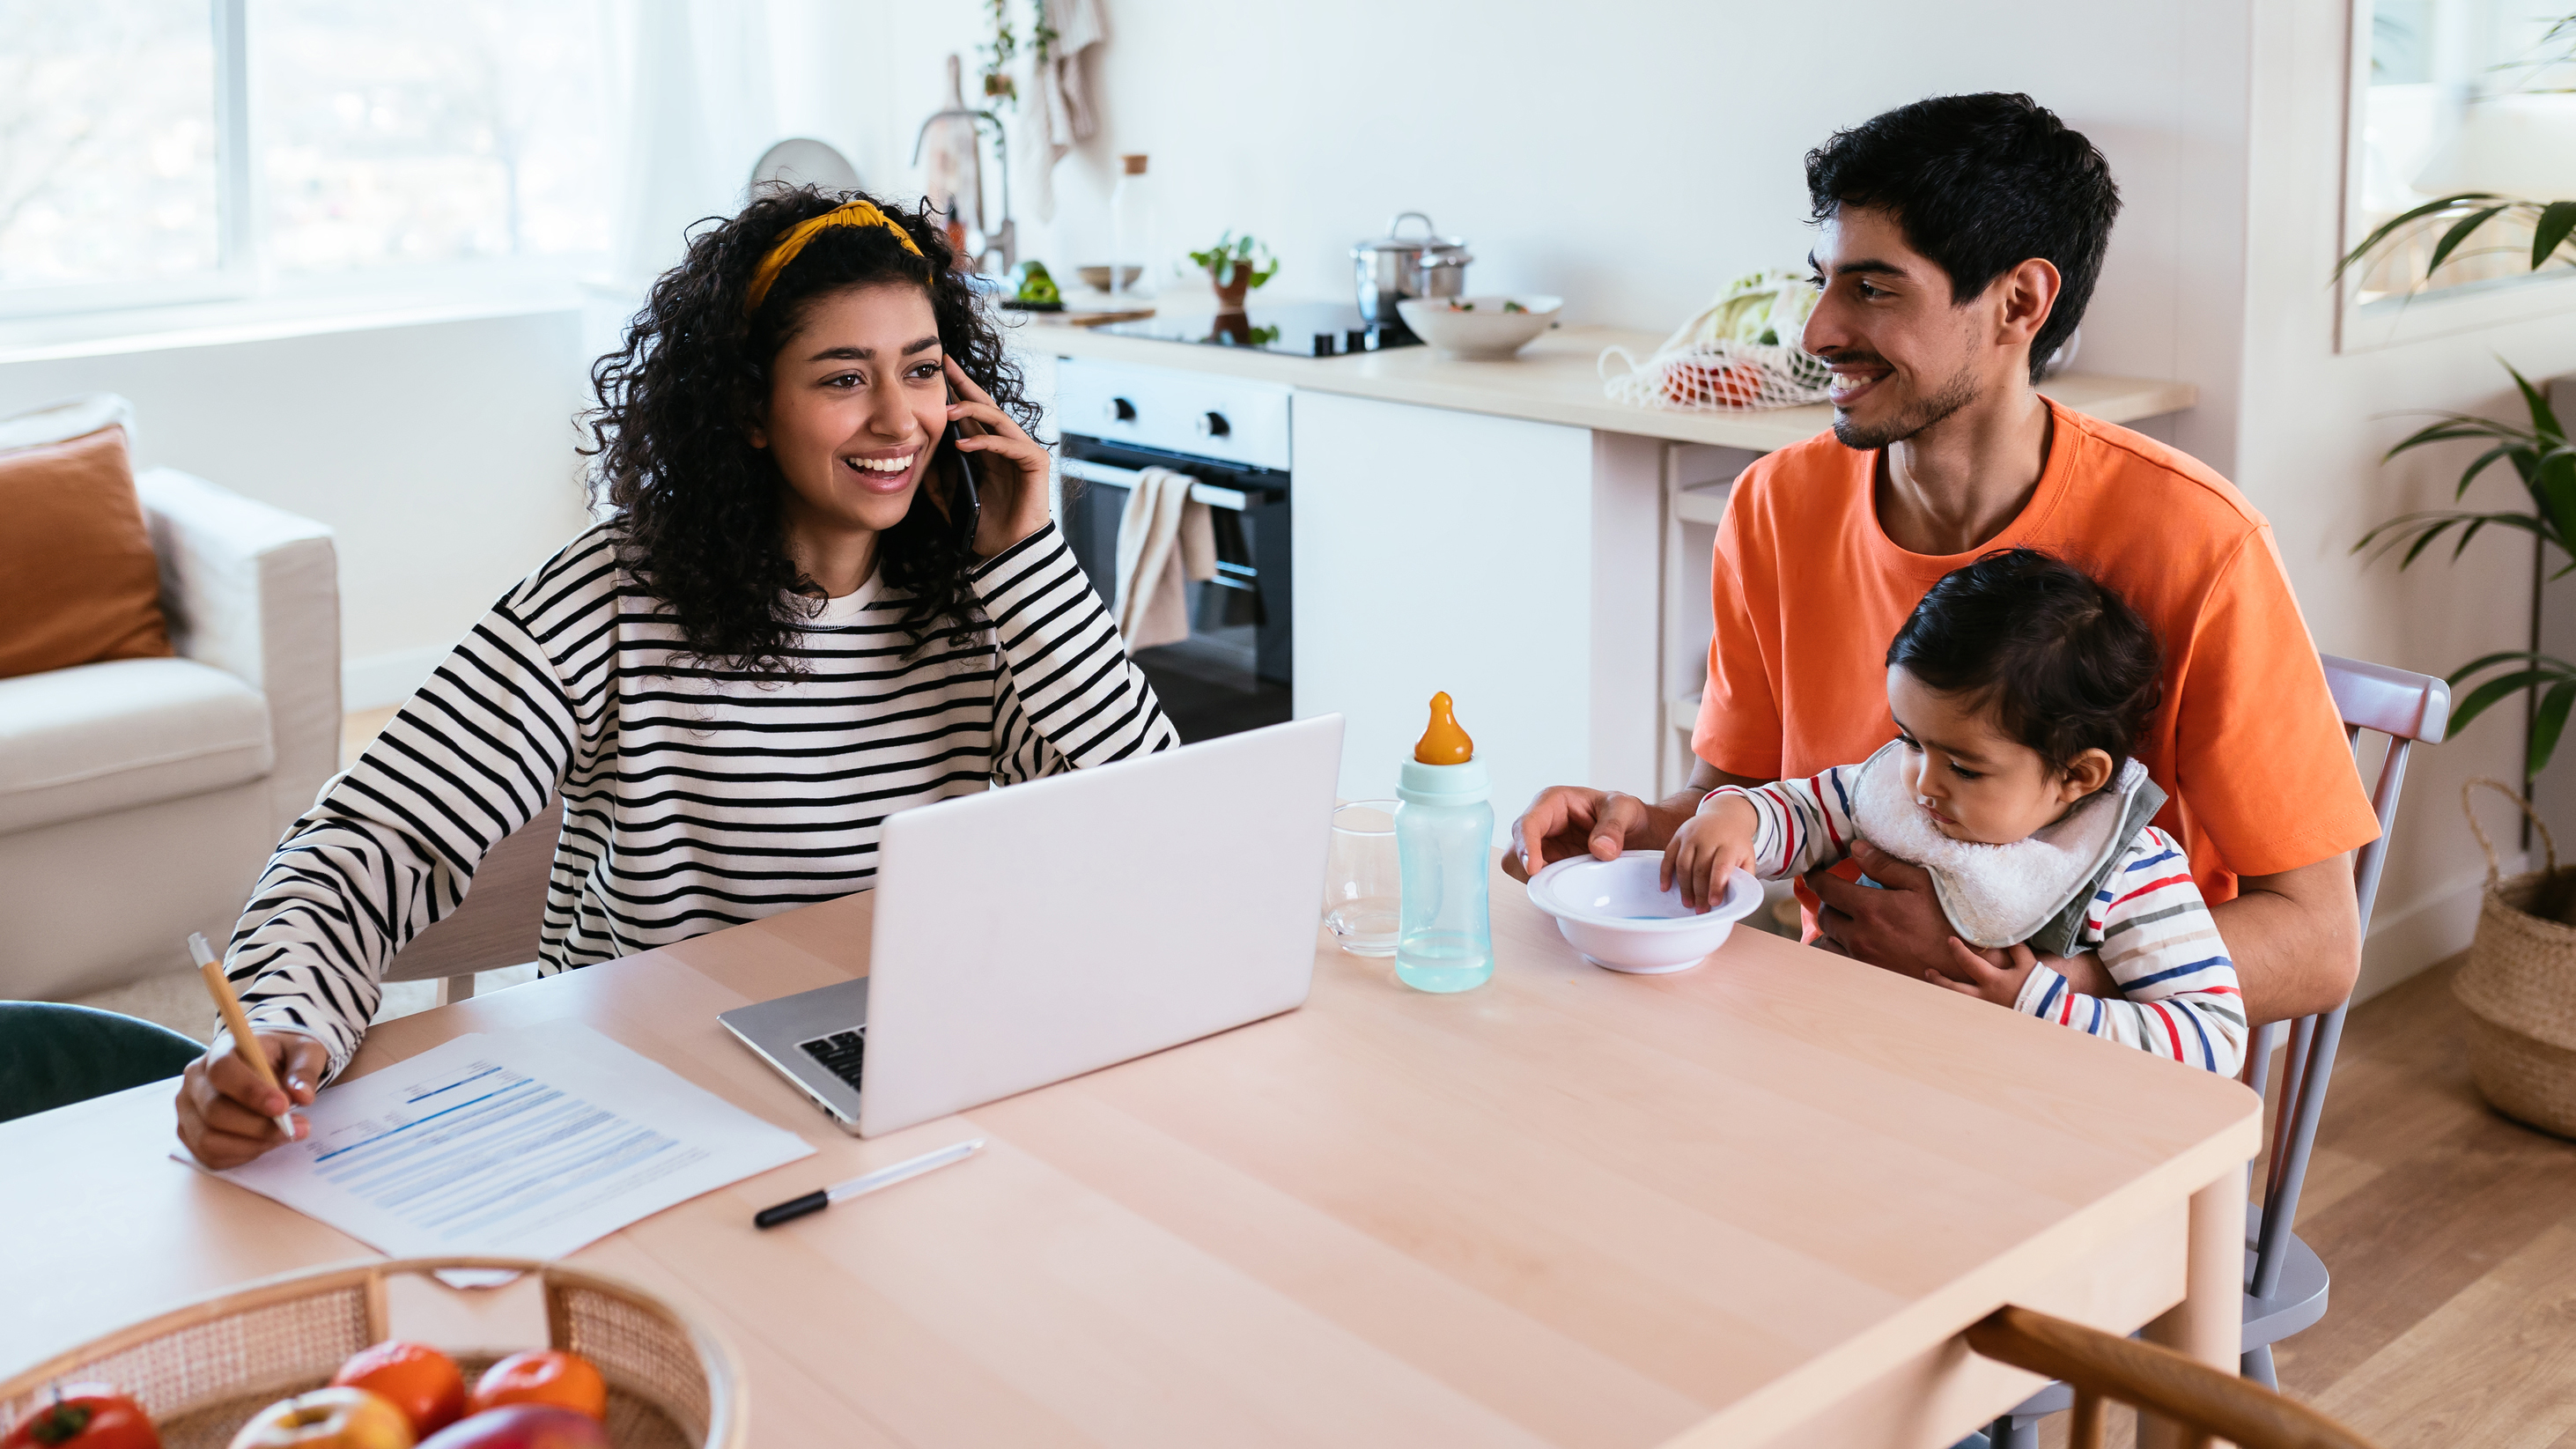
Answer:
415 1408 607 1449
225 1387 413 1449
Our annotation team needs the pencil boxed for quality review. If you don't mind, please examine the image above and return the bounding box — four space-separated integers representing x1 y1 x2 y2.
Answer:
188 932 299 1141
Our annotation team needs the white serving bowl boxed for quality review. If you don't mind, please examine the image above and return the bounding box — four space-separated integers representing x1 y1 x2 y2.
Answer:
1525 851 1761 974
1396 293 1562 360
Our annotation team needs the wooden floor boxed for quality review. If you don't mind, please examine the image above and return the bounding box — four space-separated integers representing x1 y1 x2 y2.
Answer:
2283 957 2576 1446
2029 957 2576 1447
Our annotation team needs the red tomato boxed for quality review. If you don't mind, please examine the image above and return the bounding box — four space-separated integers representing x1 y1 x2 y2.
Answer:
333 1342 467 1438
1 1384 159 1449
466 1354 604 1423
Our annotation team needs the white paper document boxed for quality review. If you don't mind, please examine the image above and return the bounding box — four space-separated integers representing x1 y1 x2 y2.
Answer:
207 1022 814 1258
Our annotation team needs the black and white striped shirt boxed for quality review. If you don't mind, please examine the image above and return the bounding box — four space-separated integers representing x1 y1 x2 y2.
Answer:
226 521 1177 1076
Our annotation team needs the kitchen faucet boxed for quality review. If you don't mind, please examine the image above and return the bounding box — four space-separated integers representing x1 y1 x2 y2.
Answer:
911 108 1014 276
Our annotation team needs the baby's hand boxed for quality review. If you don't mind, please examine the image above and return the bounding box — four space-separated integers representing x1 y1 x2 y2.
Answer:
1663 795 1760 913
1927 938 2040 1008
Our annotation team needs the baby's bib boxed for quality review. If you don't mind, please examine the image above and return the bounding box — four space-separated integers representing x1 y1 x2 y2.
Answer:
1846 741 2166 953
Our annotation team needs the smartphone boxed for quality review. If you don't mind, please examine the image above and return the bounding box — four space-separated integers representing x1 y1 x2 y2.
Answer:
941 414 981 552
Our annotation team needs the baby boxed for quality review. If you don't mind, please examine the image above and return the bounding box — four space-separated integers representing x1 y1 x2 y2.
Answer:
1668 548 2244 1076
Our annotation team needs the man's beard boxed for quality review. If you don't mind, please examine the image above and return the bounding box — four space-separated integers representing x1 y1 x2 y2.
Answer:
1828 359 1981 451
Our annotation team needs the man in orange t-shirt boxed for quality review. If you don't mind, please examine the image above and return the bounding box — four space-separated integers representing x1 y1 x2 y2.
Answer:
1508 95 2377 1025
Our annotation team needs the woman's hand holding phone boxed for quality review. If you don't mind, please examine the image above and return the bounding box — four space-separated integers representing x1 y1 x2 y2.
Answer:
941 356 1052 558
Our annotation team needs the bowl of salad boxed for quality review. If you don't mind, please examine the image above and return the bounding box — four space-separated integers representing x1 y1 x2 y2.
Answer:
1396 293 1561 360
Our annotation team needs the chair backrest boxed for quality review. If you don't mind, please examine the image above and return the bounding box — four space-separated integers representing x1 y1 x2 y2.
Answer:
2244 655 2451 1297
382 796 564 986
1968 1305 2383 1449
0 1002 204 1123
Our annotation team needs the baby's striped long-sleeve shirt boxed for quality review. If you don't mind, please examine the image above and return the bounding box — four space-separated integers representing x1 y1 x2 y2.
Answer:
1709 767 2247 1076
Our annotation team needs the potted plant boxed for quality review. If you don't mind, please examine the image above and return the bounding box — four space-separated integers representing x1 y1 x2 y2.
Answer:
1189 233 1277 311
2357 363 2574 775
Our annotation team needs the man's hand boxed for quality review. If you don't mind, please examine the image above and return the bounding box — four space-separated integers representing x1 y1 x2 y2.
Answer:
1805 840 1960 980
1664 796 1760 912
1503 764 1767 884
175 1031 326 1169
1930 938 2041 1007
1810 839 2117 993
1504 787 1670 882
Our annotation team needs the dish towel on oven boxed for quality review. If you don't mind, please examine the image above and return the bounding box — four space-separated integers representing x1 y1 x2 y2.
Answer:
1113 466 1216 651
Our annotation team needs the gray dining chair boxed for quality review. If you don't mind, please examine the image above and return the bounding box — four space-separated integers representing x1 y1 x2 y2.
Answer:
1984 654 2450 1447
380 795 563 1005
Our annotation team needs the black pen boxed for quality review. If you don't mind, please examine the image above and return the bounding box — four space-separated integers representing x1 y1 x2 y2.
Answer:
754 1138 985 1228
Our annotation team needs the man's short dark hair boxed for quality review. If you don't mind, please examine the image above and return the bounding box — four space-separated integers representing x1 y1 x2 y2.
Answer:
1886 549 2162 777
1805 93 2120 384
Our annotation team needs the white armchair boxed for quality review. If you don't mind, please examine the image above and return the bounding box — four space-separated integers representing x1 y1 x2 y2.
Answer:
0 412 339 1001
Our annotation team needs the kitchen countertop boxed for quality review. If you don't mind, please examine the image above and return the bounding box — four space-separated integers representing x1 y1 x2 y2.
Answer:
1018 316 2197 452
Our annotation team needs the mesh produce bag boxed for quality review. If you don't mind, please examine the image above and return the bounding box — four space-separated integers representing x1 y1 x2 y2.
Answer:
1601 269 1833 411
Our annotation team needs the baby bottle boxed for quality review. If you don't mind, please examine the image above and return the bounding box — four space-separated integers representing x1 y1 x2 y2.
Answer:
1395 691 1495 993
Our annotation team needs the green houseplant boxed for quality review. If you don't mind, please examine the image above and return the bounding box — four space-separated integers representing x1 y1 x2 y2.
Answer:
1189 232 1277 311
2358 363 2576 774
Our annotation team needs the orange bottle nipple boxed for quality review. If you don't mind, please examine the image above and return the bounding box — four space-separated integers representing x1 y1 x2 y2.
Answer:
1413 691 1474 765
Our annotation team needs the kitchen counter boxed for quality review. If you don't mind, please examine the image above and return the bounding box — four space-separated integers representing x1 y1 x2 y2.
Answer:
1020 316 2196 451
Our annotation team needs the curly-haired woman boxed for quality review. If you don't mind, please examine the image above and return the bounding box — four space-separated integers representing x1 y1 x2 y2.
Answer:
178 188 1178 1166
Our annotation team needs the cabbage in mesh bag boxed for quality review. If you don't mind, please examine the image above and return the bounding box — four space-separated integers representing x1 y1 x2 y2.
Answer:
1601 270 1832 411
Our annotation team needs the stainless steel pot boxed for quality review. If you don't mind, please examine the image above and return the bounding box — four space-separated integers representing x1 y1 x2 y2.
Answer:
1351 211 1469 324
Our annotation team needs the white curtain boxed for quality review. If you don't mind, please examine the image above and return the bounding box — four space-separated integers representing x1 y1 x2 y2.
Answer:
599 0 781 291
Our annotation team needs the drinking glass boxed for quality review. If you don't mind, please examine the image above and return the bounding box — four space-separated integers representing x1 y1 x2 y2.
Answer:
1323 801 1400 956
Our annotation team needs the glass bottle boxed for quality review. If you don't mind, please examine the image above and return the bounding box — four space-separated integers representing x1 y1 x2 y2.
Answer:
1108 153 1155 299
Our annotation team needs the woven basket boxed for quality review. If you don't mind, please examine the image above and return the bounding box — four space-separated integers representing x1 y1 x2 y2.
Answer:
0 1258 743 1449
2454 779 2576 1140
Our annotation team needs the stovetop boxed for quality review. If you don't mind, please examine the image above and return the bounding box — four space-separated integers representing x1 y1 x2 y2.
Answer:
1097 301 1421 358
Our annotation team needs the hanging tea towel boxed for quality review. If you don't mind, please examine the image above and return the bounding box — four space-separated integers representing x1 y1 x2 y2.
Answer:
1113 467 1216 651
1021 0 1108 223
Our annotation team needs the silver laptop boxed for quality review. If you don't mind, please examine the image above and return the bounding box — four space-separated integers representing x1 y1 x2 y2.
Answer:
719 714 1344 1137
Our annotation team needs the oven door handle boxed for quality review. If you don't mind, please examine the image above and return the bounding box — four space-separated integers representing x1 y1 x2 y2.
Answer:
1058 456 1261 513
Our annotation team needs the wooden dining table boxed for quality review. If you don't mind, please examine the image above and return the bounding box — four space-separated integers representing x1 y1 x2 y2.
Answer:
2 857 2258 1448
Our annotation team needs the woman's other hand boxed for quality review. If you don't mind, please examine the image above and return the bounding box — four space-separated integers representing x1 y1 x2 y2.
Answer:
1663 795 1760 912
943 356 1052 557
175 1031 326 1168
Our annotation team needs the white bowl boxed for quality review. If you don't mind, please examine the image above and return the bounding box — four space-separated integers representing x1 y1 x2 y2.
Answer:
1397 293 1562 359
1525 851 1761 974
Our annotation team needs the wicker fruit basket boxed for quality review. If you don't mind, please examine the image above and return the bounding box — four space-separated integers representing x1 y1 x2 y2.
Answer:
2455 780 2576 1140
0 1258 742 1449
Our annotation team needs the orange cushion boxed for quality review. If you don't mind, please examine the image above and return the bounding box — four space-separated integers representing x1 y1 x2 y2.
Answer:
0 426 174 680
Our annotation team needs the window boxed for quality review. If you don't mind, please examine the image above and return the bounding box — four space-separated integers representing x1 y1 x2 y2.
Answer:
2350 0 2576 305
0 0 609 319
0 0 226 307
257 1 609 275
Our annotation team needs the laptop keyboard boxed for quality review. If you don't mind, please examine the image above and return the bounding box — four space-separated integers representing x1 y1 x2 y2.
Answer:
798 1028 866 1091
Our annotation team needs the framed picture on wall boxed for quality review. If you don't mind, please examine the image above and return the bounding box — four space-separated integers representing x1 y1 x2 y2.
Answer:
2337 0 2576 351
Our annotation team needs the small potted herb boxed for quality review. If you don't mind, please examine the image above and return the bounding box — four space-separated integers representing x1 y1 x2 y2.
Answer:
1189 232 1278 311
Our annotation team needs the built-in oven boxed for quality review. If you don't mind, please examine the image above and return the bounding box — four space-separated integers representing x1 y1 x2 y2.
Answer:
1053 359 1293 743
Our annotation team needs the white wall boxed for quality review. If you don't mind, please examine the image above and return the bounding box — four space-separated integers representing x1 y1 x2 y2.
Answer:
846 0 2255 468
0 311 595 706
2238 0 2576 994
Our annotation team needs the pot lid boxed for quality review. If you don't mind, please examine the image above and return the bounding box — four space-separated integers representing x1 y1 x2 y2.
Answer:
1415 248 1473 270
1352 211 1465 258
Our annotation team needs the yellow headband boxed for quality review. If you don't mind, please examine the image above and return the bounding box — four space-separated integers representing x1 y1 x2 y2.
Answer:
744 200 925 314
